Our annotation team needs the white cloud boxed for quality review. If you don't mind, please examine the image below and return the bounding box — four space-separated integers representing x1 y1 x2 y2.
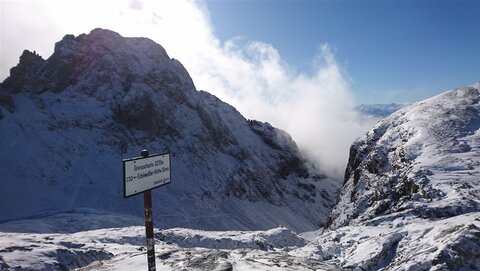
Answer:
0 0 375 180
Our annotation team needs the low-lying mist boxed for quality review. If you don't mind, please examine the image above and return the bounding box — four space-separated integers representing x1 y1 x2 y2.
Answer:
190 41 378 180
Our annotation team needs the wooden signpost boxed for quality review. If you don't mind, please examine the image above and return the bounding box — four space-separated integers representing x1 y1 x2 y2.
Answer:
123 149 171 271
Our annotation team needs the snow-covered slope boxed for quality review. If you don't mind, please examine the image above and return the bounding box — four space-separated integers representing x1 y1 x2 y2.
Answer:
299 212 480 270
330 84 480 228
318 83 480 269
0 29 339 232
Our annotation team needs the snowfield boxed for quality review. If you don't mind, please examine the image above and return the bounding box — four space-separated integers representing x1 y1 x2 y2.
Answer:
1 210 478 270
0 212 338 270
300 212 480 270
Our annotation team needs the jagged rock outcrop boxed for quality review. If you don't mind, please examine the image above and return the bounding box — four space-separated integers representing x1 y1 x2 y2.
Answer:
0 29 339 231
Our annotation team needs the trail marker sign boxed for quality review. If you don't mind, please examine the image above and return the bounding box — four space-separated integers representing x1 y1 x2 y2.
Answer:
123 150 171 271
123 152 171 197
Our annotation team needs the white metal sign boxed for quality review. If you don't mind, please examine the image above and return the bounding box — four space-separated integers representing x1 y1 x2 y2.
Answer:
123 153 171 197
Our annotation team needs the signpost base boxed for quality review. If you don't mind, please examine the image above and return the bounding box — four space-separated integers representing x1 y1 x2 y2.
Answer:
144 190 156 271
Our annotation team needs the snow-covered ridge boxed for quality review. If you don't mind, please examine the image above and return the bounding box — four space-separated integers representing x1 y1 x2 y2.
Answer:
330 84 480 228
0 28 339 232
319 83 480 269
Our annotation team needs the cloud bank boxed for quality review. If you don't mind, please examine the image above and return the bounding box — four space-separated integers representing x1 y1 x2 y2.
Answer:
0 0 375 180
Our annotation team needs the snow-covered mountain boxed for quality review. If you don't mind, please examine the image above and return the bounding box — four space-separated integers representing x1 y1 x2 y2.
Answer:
318 83 480 269
331 84 480 229
0 29 339 232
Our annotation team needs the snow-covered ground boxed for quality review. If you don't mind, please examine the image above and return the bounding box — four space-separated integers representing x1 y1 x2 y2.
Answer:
1 210 478 270
0 212 339 270
299 212 480 270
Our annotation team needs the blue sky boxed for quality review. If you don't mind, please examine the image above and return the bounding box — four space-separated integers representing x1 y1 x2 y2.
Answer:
206 0 480 104
1 0 478 105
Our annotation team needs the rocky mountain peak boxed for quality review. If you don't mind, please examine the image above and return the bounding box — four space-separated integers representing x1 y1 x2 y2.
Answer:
0 29 339 232
3 28 194 97
2 49 44 93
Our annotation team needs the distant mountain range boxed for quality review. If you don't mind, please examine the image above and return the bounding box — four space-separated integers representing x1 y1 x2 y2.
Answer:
356 103 407 118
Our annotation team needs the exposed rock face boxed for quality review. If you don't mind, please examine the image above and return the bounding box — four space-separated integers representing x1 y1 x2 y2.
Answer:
3 50 44 93
0 29 339 231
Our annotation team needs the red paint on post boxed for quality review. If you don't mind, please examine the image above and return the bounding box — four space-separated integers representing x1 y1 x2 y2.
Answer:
142 149 156 271
144 190 156 270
